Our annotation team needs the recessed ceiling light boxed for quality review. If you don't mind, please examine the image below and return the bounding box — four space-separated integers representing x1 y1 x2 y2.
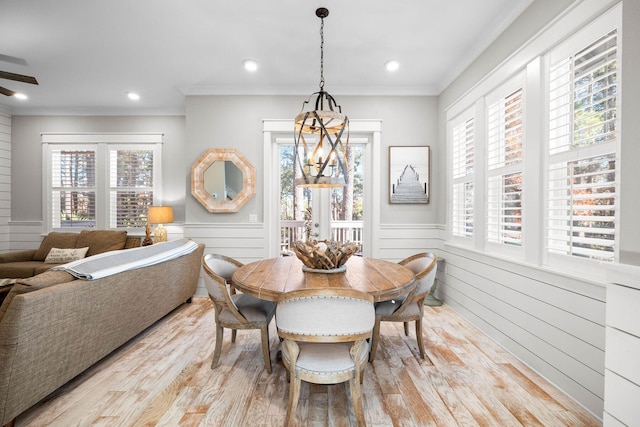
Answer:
385 60 400 72
243 59 259 72
126 92 140 101
13 93 28 100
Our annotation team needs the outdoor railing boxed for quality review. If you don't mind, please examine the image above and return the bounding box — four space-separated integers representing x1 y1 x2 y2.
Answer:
280 220 363 253
280 220 306 252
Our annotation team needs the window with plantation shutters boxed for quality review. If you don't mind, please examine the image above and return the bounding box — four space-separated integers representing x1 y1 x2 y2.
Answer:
109 148 154 228
51 148 97 228
486 81 524 247
547 28 618 262
451 113 475 239
43 134 163 232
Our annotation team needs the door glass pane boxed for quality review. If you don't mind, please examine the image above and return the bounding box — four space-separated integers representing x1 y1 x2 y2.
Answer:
279 144 364 253
280 145 311 250
330 146 364 248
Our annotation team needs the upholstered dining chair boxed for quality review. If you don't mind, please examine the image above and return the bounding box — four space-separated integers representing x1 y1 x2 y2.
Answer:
276 288 375 426
369 252 437 362
202 253 277 373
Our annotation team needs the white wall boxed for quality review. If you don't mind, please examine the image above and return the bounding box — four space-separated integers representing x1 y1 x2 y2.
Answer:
185 95 439 226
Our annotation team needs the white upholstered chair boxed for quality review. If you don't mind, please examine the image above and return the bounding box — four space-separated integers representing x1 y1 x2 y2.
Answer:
369 252 437 361
202 253 277 373
276 289 375 426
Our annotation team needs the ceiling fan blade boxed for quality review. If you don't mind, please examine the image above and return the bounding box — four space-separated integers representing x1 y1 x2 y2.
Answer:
0 86 16 96
0 70 38 85
0 54 28 66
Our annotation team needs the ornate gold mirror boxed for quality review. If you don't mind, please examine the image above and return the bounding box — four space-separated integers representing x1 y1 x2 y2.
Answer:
191 148 256 213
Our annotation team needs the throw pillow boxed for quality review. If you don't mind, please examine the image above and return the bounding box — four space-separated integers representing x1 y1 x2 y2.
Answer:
76 230 128 257
33 232 81 261
44 247 89 264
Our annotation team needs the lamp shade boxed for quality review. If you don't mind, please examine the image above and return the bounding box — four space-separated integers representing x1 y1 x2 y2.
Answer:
148 206 174 224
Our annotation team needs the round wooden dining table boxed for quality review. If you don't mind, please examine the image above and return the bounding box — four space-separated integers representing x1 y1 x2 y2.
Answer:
231 255 416 302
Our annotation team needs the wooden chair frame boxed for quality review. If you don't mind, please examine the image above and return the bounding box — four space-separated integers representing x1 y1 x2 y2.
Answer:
202 253 274 373
276 288 374 426
369 252 437 361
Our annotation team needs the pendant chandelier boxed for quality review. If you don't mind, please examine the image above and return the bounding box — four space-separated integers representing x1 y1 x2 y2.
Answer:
294 7 349 188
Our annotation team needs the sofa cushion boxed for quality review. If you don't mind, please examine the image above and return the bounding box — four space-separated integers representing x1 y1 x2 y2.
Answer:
0 270 76 323
44 247 89 263
0 261 45 278
33 232 80 261
76 230 128 257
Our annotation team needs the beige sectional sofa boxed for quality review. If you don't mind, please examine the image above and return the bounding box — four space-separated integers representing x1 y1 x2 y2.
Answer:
0 239 205 426
0 230 141 279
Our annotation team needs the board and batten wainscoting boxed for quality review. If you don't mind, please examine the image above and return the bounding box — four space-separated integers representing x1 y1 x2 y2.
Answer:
4 221 45 252
605 263 640 426
186 223 444 298
186 222 265 297
437 244 606 418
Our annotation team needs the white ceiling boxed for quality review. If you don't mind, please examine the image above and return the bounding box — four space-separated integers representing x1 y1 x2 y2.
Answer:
0 0 533 115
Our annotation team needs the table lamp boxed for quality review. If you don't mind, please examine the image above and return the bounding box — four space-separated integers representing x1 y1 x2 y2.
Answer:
147 206 173 243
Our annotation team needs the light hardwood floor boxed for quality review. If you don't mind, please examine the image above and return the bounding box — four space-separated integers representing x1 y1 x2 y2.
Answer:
16 298 600 426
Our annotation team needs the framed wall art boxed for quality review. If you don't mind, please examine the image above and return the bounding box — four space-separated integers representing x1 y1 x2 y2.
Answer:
389 146 430 204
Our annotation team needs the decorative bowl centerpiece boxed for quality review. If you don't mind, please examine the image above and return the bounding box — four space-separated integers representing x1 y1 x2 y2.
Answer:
292 240 360 273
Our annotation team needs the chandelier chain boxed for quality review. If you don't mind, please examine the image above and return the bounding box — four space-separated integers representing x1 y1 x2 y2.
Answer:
319 16 325 91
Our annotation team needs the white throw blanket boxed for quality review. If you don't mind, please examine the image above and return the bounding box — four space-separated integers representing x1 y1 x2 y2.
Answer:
51 238 199 280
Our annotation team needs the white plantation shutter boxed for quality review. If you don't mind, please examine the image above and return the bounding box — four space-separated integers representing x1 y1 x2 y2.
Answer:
486 84 524 247
452 182 474 238
451 113 475 239
43 134 163 232
51 147 97 228
109 148 154 228
452 118 474 179
547 29 618 261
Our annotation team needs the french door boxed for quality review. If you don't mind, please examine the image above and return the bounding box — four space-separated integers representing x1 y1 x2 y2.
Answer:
263 120 381 258
279 143 365 244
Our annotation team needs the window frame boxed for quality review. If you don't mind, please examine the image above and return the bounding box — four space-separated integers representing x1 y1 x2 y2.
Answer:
543 9 621 273
42 133 163 233
484 72 526 257
448 107 476 244
445 2 621 280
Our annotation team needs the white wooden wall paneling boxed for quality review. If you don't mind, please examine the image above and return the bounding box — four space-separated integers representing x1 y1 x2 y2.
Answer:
186 223 265 263
442 246 606 312
441 271 604 389
6 221 45 252
185 223 265 297
188 223 443 296
438 246 606 416
445 263 604 359
447 270 604 398
440 276 604 415
378 224 443 261
0 113 10 252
